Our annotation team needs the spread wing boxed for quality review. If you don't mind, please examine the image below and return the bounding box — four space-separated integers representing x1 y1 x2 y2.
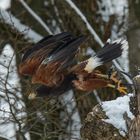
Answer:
43 36 86 71
32 36 87 86
19 32 75 75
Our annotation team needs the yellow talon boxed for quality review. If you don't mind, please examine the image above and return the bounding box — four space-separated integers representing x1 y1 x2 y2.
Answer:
107 80 127 94
117 80 127 94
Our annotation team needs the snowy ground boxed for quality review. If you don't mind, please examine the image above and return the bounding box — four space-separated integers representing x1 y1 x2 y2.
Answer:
102 94 134 136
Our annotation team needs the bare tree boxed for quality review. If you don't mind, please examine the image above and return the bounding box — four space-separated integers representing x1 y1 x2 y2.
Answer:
0 0 137 140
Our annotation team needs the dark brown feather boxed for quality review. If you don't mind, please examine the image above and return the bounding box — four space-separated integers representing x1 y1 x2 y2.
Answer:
30 36 87 86
35 74 75 97
21 32 74 62
32 61 64 87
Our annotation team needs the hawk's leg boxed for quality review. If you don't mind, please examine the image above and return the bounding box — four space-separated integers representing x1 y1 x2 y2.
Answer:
109 71 127 94
92 71 127 94
116 80 127 94
107 81 127 94
94 73 109 79
95 71 120 82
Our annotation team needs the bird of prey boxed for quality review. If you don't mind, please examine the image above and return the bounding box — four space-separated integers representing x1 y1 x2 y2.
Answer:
19 32 128 98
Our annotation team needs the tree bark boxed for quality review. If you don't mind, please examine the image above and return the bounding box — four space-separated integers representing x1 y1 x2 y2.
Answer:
127 0 140 75
81 104 127 140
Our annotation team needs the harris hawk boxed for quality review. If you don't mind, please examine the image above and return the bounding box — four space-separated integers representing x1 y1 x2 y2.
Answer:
19 32 127 98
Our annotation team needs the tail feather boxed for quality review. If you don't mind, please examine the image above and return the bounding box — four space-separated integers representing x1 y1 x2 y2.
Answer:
84 39 128 73
96 39 126 63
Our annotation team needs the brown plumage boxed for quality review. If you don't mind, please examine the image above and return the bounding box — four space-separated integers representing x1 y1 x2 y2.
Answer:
72 70 110 91
19 32 127 98
19 32 86 87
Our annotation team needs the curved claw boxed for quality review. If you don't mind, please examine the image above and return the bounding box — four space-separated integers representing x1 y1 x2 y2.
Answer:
117 80 127 94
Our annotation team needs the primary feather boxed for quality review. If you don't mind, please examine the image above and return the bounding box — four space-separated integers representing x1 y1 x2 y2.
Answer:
19 32 80 75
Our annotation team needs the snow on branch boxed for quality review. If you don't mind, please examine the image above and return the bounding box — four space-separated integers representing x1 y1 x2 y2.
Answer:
0 0 11 10
18 0 53 34
102 94 134 136
0 9 43 43
65 0 104 47
60 90 81 140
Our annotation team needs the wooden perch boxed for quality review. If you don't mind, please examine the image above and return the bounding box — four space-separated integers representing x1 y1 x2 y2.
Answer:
81 104 127 140
81 75 140 140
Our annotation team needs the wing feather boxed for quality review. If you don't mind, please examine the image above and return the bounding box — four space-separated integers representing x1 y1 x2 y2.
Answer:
31 35 87 86
19 32 76 75
21 32 74 62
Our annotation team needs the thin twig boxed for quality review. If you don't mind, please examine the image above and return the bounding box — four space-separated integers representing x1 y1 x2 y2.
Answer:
93 90 102 105
0 9 42 42
65 0 104 47
18 0 53 34
4 52 25 138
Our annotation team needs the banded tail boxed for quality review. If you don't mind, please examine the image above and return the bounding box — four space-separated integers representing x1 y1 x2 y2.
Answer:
84 39 128 73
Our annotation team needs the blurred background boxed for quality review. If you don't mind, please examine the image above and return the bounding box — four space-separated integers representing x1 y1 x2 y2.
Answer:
0 0 140 139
